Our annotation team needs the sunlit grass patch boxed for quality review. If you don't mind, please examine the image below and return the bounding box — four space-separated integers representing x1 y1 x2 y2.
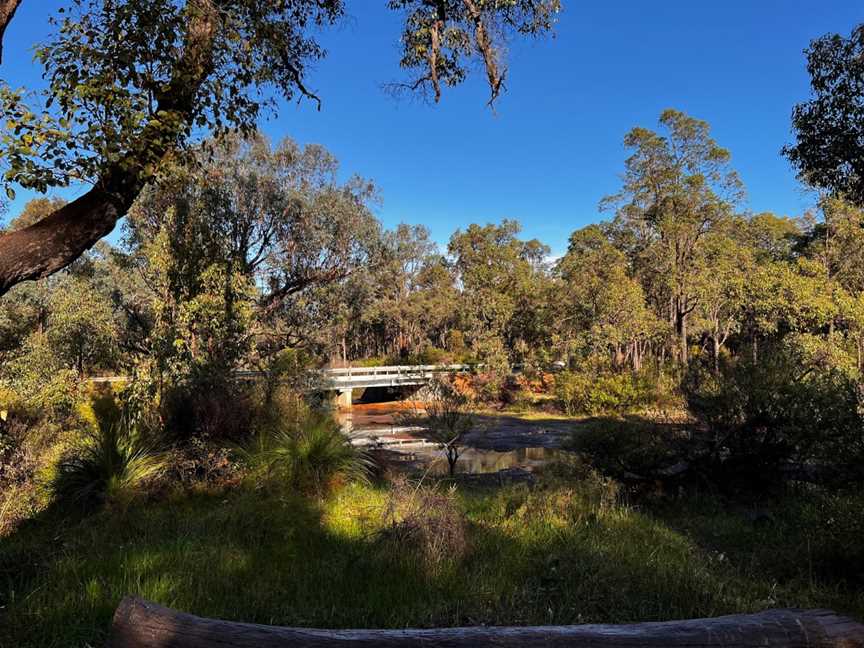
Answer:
1 478 862 647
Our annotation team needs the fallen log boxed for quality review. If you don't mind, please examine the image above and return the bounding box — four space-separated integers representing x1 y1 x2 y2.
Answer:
109 597 864 648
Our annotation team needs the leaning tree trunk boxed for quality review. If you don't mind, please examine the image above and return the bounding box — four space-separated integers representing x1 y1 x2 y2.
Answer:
109 597 864 648
0 0 218 297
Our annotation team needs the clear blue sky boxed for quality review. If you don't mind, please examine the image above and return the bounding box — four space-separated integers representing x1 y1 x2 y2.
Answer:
2 1 860 255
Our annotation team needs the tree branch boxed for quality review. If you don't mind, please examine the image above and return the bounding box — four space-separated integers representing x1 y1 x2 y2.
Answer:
0 0 219 295
0 0 22 64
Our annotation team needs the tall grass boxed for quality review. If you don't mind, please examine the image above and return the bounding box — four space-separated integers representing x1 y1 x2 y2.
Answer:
244 408 371 496
3 477 861 647
51 417 165 508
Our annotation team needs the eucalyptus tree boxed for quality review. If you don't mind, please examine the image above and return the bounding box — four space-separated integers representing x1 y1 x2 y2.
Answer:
128 135 381 311
793 198 864 370
0 0 560 295
784 23 864 205
603 109 743 364
742 212 800 264
691 223 752 372
448 219 549 365
557 224 659 371
360 223 442 358
122 134 382 374
797 198 864 295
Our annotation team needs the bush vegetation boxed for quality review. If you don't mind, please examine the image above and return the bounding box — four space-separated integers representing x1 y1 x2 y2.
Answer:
51 414 165 509
555 370 675 416
243 407 372 497
2 471 862 647
3 53 864 646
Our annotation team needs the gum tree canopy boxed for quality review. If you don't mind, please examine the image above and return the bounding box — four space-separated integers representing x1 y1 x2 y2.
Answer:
0 0 560 296
784 23 864 204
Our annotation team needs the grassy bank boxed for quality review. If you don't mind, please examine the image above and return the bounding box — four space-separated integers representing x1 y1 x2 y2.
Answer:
2 473 862 647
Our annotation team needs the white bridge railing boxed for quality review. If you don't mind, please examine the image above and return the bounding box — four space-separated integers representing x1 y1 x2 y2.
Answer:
90 364 473 389
327 363 468 377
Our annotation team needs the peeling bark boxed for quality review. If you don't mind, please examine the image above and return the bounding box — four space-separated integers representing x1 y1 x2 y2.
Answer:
461 0 504 106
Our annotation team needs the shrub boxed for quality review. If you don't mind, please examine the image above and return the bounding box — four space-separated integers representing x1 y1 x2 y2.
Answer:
568 416 687 483
555 371 658 416
683 349 864 491
0 334 80 420
51 415 165 509
500 375 533 410
245 406 371 496
168 438 242 490
377 476 469 571
398 378 474 476
451 370 505 404
76 383 123 433
160 378 255 442
538 454 622 513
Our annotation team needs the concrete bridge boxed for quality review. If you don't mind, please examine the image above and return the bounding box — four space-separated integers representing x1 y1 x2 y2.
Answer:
234 364 472 409
92 364 471 409
319 364 470 408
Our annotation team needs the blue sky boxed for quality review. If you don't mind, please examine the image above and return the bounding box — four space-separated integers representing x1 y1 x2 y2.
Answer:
2 1 860 256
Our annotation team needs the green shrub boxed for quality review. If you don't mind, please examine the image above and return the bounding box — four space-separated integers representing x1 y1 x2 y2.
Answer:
555 371 658 416
245 407 371 496
52 416 165 509
568 417 685 481
160 378 255 442
383 346 453 366
0 334 80 420
683 349 864 491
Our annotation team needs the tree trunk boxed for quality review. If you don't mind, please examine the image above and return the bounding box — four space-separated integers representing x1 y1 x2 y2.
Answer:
680 312 688 364
109 597 864 648
675 307 688 365
613 344 624 369
712 336 720 374
0 0 22 63
0 0 218 296
447 445 459 476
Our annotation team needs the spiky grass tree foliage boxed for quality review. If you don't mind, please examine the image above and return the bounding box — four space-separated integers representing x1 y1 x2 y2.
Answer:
52 417 165 509
245 408 371 497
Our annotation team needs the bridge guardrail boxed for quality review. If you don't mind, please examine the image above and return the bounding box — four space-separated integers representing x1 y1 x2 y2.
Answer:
91 364 475 386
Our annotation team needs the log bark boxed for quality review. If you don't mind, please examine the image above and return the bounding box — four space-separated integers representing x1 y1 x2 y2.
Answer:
109 596 864 648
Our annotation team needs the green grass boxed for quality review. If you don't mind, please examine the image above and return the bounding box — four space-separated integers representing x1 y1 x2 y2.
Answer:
1 478 862 647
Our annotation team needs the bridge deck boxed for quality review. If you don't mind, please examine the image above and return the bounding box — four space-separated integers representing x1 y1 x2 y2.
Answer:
90 364 472 391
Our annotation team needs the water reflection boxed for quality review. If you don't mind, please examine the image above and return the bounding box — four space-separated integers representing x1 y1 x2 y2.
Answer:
340 402 567 475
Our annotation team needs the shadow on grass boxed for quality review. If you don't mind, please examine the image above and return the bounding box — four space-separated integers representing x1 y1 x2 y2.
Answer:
1 483 433 647
3 465 863 647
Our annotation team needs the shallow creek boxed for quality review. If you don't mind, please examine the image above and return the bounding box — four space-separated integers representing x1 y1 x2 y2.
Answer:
336 401 571 475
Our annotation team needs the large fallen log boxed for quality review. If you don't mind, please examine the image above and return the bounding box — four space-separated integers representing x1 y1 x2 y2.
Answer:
109 597 864 648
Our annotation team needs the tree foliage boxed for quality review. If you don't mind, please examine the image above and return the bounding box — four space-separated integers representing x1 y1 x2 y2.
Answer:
784 23 864 204
0 0 560 295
